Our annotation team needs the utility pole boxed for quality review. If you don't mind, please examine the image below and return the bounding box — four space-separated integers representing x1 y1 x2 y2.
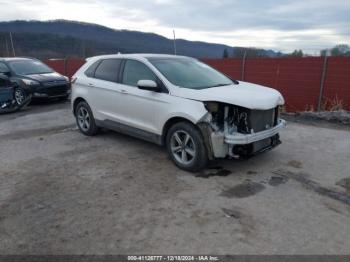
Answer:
5 37 10 56
317 50 330 111
9 32 16 57
241 50 247 81
173 30 177 55
82 40 86 58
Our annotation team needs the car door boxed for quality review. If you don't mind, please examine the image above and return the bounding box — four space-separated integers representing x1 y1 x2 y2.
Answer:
0 62 10 76
85 59 125 122
117 59 171 135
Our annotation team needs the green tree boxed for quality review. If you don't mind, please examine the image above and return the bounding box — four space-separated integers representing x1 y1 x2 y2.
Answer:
232 47 267 58
320 44 350 57
289 49 303 57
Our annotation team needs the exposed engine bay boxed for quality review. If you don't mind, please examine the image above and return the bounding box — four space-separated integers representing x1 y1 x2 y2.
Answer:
202 102 283 159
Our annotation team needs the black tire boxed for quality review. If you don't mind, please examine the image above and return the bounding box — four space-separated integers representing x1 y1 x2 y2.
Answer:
75 101 99 136
14 87 27 106
166 122 208 172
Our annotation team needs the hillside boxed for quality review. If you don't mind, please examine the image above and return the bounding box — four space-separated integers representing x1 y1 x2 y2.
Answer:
0 20 278 59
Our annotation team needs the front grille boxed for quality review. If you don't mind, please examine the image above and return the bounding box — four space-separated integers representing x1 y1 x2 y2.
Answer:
43 80 68 87
40 84 69 96
210 104 279 135
226 106 278 134
249 108 276 133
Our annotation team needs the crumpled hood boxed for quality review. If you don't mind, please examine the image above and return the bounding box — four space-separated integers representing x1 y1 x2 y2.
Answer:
171 81 285 110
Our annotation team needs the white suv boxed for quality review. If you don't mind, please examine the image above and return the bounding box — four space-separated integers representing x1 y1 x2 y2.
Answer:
71 54 285 172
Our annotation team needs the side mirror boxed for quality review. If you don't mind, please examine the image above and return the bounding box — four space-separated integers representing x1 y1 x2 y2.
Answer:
137 80 160 92
0 71 11 77
0 74 10 82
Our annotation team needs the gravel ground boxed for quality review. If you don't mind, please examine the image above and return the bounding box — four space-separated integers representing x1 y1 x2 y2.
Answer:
1 102 350 255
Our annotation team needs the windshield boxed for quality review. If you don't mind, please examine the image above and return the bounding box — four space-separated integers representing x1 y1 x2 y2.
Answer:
8 60 54 75
148 57 233 89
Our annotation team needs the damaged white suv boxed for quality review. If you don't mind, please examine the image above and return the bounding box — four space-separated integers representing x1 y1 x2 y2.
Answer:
72 54 286 172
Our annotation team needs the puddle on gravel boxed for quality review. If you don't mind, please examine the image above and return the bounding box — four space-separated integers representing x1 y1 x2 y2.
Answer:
274 169 350 206
221 207 241 219
247 170 258 175
220 182 265 198
196 167 232 179
287 160 303 169
268 175 289 186
336 178 350 193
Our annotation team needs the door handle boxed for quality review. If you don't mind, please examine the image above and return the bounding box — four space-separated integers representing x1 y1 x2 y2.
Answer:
120 89 128 94
88 83 95 87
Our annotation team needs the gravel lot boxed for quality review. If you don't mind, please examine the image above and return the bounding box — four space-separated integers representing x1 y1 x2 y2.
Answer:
1 101 350 255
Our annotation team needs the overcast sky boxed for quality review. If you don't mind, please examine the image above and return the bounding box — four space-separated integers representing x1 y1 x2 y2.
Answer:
1 0 349 53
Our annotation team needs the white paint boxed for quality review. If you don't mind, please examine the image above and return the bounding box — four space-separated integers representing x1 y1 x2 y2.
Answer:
72 54 285 158
171 81 285 110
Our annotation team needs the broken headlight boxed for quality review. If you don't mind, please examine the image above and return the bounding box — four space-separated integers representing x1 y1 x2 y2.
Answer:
204 102 219 113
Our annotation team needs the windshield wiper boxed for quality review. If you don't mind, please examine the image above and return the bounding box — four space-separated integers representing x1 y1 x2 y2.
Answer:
209 83 232 88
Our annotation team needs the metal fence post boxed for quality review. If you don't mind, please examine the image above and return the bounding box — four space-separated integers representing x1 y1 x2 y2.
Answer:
64 58 68 76
241 51 247 81
317 55 328 111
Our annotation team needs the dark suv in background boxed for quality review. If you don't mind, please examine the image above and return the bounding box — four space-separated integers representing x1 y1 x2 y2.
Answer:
0 57 71 101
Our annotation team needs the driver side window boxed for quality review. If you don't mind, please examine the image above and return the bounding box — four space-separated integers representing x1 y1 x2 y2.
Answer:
0 62 9 74
122 60 157 87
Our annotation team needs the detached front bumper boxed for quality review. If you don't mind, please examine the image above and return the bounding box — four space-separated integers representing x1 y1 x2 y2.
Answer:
209 119 286 158
224 119 286 145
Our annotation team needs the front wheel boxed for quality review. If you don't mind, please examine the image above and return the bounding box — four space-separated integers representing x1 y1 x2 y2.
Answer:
166 122 208 172
75 101 99 136
14 88 27 106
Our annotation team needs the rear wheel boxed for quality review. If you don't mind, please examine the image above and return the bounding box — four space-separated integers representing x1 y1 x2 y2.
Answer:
75 101 98 136
166 122 208 172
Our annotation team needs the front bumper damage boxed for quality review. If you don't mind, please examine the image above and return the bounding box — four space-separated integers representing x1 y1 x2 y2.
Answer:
224 119 286 145
198 107 286 159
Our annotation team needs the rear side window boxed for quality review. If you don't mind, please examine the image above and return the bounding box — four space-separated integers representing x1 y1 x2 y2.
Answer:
84 61 100 77
94 59 122 82
122 60 157 87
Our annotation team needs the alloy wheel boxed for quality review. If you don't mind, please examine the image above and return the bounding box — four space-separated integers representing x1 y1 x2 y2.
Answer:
15 89 25 105
170 130 196 165
77 106 91 132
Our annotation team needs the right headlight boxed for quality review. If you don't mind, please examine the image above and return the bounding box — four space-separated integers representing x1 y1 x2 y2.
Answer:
204 102 220 113
22 79 40 86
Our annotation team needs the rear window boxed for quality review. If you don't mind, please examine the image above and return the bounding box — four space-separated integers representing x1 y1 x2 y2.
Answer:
94 59 122 83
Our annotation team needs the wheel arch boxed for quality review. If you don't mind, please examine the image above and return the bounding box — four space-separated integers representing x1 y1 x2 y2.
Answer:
162 115 215 160
161 117 198 145
72 97 87 116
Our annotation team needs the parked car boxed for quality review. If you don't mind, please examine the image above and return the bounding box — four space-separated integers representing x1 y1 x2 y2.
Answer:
0 57 71 100
0 74 31 113
71 54 286 172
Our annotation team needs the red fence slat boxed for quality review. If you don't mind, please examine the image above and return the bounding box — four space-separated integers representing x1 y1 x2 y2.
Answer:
44 57 350 112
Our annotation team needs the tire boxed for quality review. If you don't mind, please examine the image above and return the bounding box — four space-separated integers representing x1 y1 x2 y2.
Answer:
75 101 99 136
166 122 208 172
14 88 27 106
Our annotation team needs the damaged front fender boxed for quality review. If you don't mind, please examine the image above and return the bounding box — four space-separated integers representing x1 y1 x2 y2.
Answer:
197 103 286 159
